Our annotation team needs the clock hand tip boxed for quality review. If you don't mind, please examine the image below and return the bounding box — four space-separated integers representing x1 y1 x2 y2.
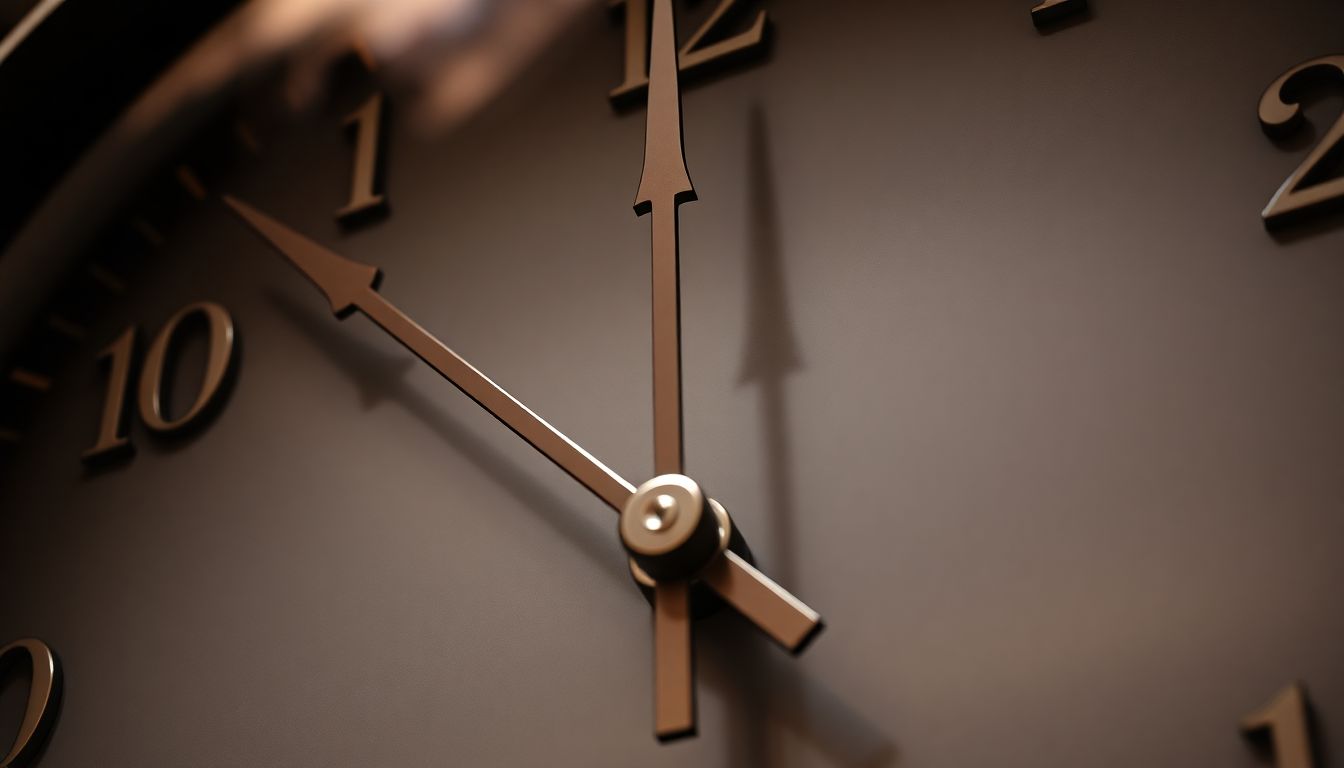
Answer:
223 194 380 318
790 616 826 657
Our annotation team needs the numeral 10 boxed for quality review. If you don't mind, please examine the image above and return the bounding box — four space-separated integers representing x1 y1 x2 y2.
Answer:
83 301 238 464
609 0 767 103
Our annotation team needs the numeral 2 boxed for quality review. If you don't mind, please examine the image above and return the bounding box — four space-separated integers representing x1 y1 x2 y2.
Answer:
1259 55 1344 229
83 302 238 464
1242 684 1316 768
609 0 767 104
336 92 387 222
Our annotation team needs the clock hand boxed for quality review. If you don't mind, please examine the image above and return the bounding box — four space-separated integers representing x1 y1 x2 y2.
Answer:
223 195 635 512
636 0 698 740
637 0 697 478
222 195 821 711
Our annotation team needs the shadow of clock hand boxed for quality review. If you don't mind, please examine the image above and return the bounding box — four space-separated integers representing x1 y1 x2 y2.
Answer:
266 290 627 587
702 625 898 767
699 106 897 767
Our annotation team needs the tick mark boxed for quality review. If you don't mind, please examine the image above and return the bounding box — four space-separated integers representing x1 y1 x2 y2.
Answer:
10 369 51 392
88 265 126 294
132 218 165 248
176 165 208 201
47 315 86 341
234 120 262 155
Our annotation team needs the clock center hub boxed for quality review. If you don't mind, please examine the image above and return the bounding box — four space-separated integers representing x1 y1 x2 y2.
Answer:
620 474 728 582
643 493 680 531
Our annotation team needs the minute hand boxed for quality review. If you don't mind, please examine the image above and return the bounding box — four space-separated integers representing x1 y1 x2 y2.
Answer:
225 196 820 653
635 0 697 476
223 196 636 512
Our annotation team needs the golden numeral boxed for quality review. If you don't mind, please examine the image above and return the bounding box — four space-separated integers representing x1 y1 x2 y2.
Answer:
336 92 387 222
82 326 137 464
1259 56 1344 229
0 638 61 768
138 301 237 434
609 0 767 103
1242 683 1316 768
84 301 238 462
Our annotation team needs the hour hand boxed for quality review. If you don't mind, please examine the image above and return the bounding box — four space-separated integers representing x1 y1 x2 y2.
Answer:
224 198 380 319
223 195 637 513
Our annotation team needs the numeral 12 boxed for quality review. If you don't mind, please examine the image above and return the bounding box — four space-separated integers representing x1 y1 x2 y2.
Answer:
609 0 767 104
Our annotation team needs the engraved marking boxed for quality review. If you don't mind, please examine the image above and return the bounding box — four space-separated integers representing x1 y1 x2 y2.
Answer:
10 369 52 392
132 218 165 248
88 265 126 294
234 120 262 155
48 315 86 340
175 165 208 201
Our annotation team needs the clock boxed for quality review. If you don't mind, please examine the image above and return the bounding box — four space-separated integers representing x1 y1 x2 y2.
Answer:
2 0 1344 765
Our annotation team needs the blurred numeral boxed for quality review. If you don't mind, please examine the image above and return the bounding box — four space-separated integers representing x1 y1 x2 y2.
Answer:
1242 683 1316 768
610 0 767 103
336 92 388 222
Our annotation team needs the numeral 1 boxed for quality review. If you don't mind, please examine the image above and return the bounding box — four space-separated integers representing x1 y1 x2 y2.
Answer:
82 326 137 463
84 301 238 463
610 0 768 103
336 92 387 222
0 638 61 768
1242 684 1316 768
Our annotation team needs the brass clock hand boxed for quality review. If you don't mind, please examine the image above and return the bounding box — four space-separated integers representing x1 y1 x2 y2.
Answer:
223 195 636 511
224 195 821 738
635 0 698 740
636 0 696 479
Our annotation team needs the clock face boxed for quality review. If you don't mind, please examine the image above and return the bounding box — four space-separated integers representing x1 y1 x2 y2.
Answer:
3 0 1344 765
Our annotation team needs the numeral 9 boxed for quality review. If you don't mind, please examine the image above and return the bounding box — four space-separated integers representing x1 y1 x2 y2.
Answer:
84 301 238 464
0 638 61 768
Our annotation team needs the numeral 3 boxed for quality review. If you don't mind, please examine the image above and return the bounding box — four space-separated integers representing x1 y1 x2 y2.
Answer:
610 0 768 103
1260 55 1344 228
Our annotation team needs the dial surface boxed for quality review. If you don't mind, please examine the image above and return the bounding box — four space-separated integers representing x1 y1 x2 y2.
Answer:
3 0 1344 766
